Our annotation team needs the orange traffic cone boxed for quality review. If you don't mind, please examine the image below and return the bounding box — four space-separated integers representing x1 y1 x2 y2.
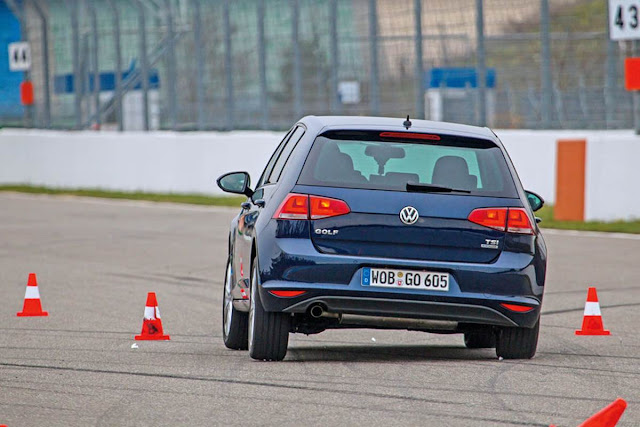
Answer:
17 273 48 317
135 292 170 340
578 398 627 427
549 398 627 427
575 287 610 336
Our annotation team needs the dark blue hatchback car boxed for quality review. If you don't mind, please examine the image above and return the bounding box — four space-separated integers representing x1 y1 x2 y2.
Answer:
217 116 547 361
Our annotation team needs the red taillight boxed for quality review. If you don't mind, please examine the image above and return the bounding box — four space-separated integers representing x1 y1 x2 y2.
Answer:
500 303 534 313
468 208 508 231
274 193 350 220
273 193 309 220
506 208 534 234
468 207 533 234
309 195 350 219
379 132 441 141
269 290 307 297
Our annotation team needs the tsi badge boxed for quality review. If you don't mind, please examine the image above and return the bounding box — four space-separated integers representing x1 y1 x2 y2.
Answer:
315 228 339 236
481 239 499 249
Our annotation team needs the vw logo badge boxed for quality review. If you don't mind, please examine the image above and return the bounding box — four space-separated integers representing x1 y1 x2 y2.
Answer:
399 206 419 225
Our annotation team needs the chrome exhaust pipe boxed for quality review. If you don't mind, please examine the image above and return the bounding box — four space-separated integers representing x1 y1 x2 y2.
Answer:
338 314 457 331
309 304 340 319
309 304 325 319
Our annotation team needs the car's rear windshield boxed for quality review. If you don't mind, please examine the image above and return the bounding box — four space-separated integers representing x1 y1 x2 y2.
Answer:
297 130 518 198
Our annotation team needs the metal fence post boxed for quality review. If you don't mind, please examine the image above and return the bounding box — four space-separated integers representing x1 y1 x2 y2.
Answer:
82 34 89 110
604 42 617 129
475 0 486 127
30 0 51 128
106 0 123 131
540 0 552 129
604 3 617 129
414 0 424 119
223 0 233 130
87 0 100 129
329 0 340 114
69 0 82 129
134 0 149 131
292 0 302 119
258 0 268 129
164 0 177 130
369 0 379 115
192 0 205 130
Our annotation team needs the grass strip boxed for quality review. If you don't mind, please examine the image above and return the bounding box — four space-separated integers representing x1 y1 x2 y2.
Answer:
537 206 640 234
2 185 639 234
0 185 245 207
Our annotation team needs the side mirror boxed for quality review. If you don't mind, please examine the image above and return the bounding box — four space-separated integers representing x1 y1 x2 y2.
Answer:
525 190 544 212
217 171 254 197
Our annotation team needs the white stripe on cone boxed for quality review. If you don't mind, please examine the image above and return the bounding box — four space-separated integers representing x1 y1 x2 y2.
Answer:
155 306 161 318
584 301 601 316
144 306 156 320
24 286 41 299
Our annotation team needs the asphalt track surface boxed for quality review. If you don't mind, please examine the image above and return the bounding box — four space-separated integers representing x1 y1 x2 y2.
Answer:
1 193 639 427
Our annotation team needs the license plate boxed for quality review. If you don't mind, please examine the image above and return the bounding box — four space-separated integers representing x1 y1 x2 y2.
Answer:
362 267 449 291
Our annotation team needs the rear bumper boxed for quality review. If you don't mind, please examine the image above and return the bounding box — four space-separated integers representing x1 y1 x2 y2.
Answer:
262 289 540 328
285 296 527 327
255 237 545 329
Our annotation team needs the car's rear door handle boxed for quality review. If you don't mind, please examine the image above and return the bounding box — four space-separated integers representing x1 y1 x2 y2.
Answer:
241 201 252 210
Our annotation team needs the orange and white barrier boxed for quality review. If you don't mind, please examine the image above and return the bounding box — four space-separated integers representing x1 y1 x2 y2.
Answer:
135 292 170 341
555 139 586 221
553 134 640 222
575 287 610 336
17 273 48 317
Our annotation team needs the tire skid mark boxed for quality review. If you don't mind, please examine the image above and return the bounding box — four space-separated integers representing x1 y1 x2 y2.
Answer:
0 383 99 398
503 360 639 376
0 363 546 426
0 402 75 412
105 271 211 288
487 358 521 418
95 393 133 427
539 351 640 361
0 361 472 407
0 327 130 335
545 285 640 295
542 302 640 316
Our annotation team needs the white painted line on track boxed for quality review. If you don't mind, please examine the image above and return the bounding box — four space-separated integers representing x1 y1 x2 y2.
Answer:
0 192 240 213
541 228 640 241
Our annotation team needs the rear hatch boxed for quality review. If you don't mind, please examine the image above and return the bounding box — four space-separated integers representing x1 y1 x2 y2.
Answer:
295 130 522 263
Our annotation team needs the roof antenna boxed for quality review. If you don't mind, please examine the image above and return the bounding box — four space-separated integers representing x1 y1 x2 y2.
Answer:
403 115 412 130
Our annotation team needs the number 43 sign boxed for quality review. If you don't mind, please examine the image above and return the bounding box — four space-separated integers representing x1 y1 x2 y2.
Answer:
609 0 640 40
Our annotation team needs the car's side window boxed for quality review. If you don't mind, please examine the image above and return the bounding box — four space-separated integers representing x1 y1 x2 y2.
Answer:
266 126 306 184
256 128 294 188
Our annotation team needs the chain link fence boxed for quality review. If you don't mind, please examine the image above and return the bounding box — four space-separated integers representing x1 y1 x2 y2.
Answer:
2 0 638 131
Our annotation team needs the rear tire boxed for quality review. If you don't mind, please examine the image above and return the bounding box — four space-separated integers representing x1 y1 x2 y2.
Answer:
248 259 290 361
496 320 539 359
222 259 248 350
464 330 496 349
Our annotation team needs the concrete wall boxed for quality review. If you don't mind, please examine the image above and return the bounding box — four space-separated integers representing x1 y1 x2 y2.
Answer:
493 130 557 204
0 129 282 194
586 132 640 221
1 128 638 221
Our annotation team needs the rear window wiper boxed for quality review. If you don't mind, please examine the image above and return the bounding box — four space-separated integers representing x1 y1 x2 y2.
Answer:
406 183 471 194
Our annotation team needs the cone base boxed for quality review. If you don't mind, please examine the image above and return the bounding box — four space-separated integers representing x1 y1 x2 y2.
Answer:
575 329 610 336
134 335 170 341
17 311 49 317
